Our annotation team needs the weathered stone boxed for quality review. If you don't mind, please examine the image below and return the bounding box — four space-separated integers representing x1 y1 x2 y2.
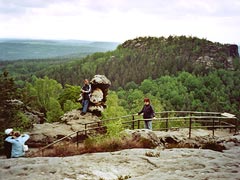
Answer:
1 134 240 180
78 75 111 116
90 74 111 86
27 110 101 147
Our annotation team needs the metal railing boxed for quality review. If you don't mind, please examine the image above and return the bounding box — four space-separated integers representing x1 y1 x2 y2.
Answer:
37 111 239 156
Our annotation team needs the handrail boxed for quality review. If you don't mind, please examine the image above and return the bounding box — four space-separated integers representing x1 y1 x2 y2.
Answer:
37 125 106 156
36 111 238 156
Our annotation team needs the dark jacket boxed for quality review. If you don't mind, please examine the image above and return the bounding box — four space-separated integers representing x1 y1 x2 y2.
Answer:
4 135 12 158
138 104 155 119
81 84 91 100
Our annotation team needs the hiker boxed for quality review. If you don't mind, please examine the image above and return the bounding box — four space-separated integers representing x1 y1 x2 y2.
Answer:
5 131 30 158
80 79 91 115
4 128 14 158
137 98 155 130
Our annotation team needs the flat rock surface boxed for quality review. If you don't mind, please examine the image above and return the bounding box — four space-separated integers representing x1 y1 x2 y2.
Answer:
1 134 240 180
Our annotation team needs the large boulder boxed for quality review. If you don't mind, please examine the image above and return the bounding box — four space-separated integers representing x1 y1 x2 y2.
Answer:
123 129 162 147
78 75 111 116
27 110 101 147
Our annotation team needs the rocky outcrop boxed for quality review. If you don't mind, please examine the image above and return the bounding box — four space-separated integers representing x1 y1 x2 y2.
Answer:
194 44 239 69
6 99 45 124
228 44 239 57
78 75 111 116
27 108 238 151
124 129 239 152
27 110 101 147
121 36 239 70
1 134 240 180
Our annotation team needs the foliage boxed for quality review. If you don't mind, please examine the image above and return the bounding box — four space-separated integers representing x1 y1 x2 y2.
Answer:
114 70 240 119
63 100 80 113
2 36 239 90
0 71 19 131
1 37 239 156
0 35 240 128
46 98 64 122
102 91 128 119
105 120 125 138
58 84 81 110
23 76 63 115
14 112 33 131
83 119 126 152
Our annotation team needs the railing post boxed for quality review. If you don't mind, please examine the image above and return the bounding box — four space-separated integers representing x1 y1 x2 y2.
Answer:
77 131 79 148
138 119 140 129
189 116 192 139
235 118 238 134
212 118 215 137
132 115 135 130
166 112 169 132
85 124 87 136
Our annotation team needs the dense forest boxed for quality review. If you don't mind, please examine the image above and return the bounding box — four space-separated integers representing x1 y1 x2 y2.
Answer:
0 35 239 136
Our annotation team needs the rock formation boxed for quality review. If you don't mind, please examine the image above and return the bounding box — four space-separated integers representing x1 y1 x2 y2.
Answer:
121 36 239 70
1 132 239 180
79 75 111 116
6 99 45 124
27 110 101 147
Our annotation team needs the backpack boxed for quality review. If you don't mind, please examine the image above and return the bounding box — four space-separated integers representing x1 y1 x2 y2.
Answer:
22 144 29 152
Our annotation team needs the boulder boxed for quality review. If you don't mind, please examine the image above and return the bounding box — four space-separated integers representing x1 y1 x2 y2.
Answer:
27 110 101 147
89 75 111 115
123 129 162 147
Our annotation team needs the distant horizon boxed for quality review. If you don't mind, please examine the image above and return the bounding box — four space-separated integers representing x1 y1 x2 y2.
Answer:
0 36 239 46
0 37 121 44
0 38 119 61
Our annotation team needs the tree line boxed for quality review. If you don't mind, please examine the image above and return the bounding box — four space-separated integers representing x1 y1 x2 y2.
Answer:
1 36 239 90
0 35 239 133
1 69 239 131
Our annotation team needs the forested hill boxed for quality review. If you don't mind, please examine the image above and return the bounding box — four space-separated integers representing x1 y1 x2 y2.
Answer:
0 39 119 60
1 36 240 131
1 36 239 89
33 36 239 89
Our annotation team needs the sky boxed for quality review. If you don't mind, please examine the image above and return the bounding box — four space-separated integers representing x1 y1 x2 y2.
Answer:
0 0 240 44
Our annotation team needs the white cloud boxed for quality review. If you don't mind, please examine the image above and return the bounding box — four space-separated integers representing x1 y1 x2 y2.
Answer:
0 0 239 44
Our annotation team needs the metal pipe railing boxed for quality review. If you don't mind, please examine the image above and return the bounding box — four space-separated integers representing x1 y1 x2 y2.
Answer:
37 111 238 156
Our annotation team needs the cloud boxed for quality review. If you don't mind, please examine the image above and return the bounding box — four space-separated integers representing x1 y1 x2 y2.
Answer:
0 0 239 43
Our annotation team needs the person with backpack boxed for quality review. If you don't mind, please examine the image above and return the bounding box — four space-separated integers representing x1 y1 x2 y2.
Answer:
80 79 91 115
137 98 155 130
5 131 30 158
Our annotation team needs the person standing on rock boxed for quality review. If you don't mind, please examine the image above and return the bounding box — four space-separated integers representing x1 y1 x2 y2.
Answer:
81 79 91 116
137 98 155 130
3 128 14 159
5 131 30 158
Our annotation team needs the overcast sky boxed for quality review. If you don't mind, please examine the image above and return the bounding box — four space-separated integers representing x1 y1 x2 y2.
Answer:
0 0 239 44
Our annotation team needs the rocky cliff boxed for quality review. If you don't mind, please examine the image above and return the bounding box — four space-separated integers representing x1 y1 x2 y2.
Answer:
121 36 239 70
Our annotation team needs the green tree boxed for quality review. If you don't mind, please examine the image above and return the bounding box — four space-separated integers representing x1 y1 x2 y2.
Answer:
46 98 64 122
58 84 81 109
24 76 63 115
0 71 18 130
102 91 127 119
124 89 145 114
139 78 159 96
63 100 80 112
22 76 64 122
